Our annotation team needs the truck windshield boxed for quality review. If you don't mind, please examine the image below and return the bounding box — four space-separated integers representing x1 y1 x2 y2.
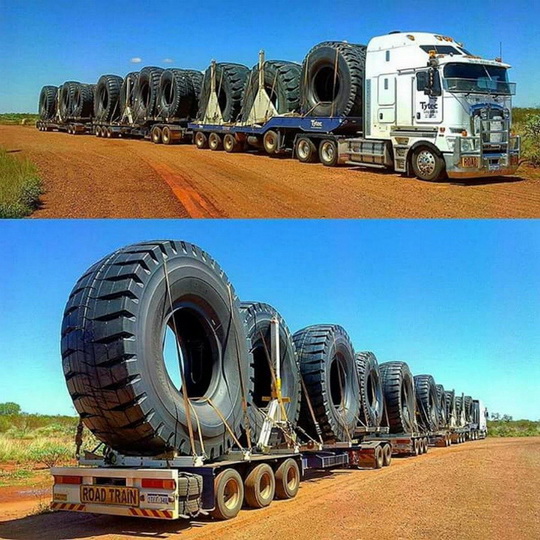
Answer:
443 63 515 95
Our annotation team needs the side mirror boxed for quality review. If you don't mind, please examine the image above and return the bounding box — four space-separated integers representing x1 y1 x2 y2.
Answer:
417 69 442 97
417 71 429 92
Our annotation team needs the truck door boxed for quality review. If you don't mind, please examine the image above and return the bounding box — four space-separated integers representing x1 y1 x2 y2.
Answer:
377 75 396 123
414 70 443 124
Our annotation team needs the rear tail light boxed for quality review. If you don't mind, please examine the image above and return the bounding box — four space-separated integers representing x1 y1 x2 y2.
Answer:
54 475 82 485
141 478 176 490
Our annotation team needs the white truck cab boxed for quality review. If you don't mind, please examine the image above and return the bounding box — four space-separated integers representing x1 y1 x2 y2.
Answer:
343 31 520 180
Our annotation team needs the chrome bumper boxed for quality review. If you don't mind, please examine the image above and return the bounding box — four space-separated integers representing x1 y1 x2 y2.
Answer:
445 135 520 179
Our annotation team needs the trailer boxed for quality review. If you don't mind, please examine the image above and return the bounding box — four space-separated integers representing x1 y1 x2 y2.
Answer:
36 119 92 135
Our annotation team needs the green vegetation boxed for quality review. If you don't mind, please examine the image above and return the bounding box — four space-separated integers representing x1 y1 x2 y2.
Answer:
487 413 540 437
0 147 43 218
0 403 99 468
0 113 39 125
513 107 540 167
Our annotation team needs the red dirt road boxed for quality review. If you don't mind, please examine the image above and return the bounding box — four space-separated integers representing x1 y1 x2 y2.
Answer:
1 125 540 218
0 437 538 540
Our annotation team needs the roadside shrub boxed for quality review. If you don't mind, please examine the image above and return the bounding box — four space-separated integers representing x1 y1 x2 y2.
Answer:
29 443 73 468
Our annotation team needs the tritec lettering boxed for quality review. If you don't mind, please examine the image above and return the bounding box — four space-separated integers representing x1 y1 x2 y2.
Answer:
310 120 323 128
420 101 438 112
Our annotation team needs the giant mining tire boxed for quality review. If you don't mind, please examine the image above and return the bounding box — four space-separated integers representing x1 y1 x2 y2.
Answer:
436 384 448 427
133 67 164 122
95 75 124 122
157 69 196 121
414 375 440 432
300 41 366 117
59 81 79 120
61 240 251 458
197 63 249 123
185 70 204 118
71 83 95 119
445 390 456 424
240 302 301 442
294 325 360 442
120 72 140 114
240 61 301 122
380 361 417 434
39 86 58 120
464 395 473 423
355 352 384 428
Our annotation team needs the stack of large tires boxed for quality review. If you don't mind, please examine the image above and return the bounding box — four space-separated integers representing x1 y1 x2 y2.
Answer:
414 374 440 432
156 69 203 122
38 86 58 120
58 81 95 121
380 361 417 434
355 352 384 428
94 75 124 123
197 63 250 123
132 67 164 123
240 61 301 122
300 41 366 117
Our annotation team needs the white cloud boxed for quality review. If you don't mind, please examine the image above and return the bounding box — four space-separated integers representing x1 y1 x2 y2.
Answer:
130 57 142 64
163 58 174 64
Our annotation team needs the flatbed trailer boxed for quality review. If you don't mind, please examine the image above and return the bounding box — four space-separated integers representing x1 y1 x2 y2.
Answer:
380 432 431 456
93 120 192 145
36 119 92 135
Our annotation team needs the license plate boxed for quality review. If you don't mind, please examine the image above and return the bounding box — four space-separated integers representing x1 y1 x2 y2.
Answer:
489 163 500 171
80 485 139 507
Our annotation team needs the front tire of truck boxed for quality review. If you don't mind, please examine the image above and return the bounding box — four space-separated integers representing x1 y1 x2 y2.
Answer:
411 146 446 182
211 468 244 520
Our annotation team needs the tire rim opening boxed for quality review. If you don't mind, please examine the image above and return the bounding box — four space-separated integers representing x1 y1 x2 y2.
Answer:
251 337 273 408
99 87 109 111
162 79 173 106
162 306 219 399
313 66 341 103
329 355 347 409
140 81 151 109
217 87 228 115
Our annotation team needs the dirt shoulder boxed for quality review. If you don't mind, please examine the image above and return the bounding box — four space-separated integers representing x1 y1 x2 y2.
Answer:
0 437 538 540
1 125 539 218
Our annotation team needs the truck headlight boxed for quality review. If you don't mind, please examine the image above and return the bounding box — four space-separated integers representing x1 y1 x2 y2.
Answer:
460 138 477 153
503 108 510 119
447 137 456 152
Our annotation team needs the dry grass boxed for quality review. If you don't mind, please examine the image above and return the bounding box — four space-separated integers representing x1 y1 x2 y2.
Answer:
0 147 43 218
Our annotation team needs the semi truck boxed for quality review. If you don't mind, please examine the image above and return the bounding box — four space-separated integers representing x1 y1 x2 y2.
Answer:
38 31 520 182
50 240 485 522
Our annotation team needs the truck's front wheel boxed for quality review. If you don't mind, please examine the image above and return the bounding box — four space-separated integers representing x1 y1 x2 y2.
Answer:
411 146 446 181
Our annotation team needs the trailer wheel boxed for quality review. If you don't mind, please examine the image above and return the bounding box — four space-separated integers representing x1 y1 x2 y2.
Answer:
244 463 275 509
152 126 162 144
319 139 338 167
195 131 208 149
422 438 428 454
211 468 244 520
106 127 113 138
413 439 420 456
382 444 392 466
263 130 279 154
162 126 172 145
274 458 300 500
223 133 241 153
295 137 318 163
209 132 223 151
411 146 446 182
374 446 383 469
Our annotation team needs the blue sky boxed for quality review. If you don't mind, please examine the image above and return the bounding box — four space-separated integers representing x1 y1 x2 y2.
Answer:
0 0 538 112
0 219 538 420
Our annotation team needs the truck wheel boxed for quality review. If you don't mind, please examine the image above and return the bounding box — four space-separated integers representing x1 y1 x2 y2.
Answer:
422 438 428 454
263 130 279 154
413 439 420 456
209 132 223 151
195 131 208 149
374 446 383 469
411 146 446 181
61 240 251 457
211 468 244 520
275 458 300 500
151 126 162 144
106 127 113 138
319 139 338 167
223 133 241 153
382 444 392 466
295 137 318 163
294 325 360 443
244 463 275 508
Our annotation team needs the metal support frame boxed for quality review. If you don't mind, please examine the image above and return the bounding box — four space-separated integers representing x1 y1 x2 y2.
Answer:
202 61 224 125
